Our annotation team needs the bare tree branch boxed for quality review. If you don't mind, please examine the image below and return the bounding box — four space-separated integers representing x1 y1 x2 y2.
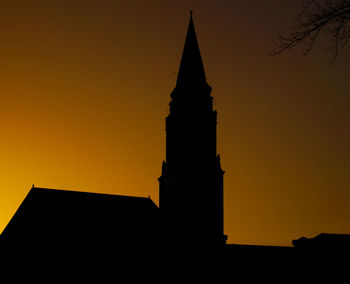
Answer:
270 0 350 64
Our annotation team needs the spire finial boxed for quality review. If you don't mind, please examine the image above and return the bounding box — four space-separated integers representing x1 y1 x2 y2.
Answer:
176 10 207 88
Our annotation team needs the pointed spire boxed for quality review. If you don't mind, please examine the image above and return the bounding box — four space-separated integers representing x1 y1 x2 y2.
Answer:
176 11 207 88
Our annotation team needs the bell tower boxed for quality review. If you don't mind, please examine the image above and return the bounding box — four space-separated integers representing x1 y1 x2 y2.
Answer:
159 12 226 246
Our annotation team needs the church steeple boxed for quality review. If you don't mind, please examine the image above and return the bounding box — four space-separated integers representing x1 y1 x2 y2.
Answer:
176 12 207 88
159 13 226 246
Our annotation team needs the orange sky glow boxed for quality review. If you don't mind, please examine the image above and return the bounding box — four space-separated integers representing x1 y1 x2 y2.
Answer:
1 0 349 246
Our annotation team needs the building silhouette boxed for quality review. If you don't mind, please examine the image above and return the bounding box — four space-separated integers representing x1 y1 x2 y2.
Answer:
1 12 349 282
158 12 226 246
1 187 159 245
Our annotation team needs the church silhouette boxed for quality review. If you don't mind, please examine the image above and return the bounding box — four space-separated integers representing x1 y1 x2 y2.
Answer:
1 12 349 282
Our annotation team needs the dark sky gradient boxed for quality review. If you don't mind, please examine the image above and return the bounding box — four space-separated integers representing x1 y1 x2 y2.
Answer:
1 0 349 245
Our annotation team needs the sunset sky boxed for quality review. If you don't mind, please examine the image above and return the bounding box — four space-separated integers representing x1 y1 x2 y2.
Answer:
1 0 349 246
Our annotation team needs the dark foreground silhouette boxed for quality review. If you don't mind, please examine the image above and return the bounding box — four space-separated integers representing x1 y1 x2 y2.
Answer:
1 12 349 283
1 186 349 282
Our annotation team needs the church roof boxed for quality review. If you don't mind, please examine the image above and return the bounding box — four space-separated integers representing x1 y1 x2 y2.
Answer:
1 187 159 243
176 12 207 88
